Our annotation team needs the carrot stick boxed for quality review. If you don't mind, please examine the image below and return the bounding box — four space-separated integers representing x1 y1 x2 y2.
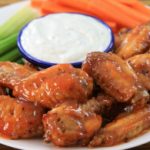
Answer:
105 21 117 28
124 1 150 16
134 4 150 16
41 1 118 32
115 0 138 5
105 21 117 33
31 0 44 7
41 1 95 16
57 0 140 28
42 1 117 32
105 0 150 23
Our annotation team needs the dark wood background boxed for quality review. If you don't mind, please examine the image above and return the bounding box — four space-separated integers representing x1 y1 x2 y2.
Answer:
0 0 150 149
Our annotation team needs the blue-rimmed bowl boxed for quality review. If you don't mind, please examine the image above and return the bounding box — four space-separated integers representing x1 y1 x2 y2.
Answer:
17 13 114 68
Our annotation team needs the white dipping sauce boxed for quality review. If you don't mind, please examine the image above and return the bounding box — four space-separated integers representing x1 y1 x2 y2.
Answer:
21 13 112 63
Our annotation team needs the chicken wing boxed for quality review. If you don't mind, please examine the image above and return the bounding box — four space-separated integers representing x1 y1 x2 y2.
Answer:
89 105 150 147
81 93 114 115
13 64 93 108
0 87 6 95
117 22 150 59
0 62 37 89
0 95 44 139
43 93 114 147
114 28 130 51
82 52 149 105
127 54 150 90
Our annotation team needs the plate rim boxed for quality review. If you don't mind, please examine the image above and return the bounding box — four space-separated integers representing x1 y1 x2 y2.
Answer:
0 1 150 150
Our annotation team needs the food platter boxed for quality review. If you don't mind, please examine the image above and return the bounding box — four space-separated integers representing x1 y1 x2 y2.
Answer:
0 1 150 150
0 129 150 150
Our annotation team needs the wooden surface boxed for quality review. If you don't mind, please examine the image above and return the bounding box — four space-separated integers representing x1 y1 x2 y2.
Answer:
0 0 20 7
0 0 150 150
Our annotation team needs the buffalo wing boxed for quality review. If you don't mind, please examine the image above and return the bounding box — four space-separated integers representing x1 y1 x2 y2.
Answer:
13 64 93 108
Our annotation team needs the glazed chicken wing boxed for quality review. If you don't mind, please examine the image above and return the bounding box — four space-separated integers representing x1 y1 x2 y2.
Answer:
89 105 150 147
13 64 93 108
0 96 44 139
116 22 150 59
0 62 37 89
0 87 6 95
115 28 130 50
43 93 114 146
127 54 150 90
82 52 149 105
43 102 102 146
81 93 114 115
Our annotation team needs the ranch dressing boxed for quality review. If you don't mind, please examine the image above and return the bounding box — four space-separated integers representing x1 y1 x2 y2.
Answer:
21 13 112 63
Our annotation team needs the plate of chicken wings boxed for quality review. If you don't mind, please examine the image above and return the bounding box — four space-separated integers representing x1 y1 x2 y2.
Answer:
1 1 150 150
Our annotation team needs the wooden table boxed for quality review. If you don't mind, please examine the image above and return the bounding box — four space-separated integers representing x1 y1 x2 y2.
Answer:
0 0 150 150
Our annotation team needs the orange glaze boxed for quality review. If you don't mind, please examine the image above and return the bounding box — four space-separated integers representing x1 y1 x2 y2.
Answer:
117 22 150 59
0 62 37 89
82 52 149 104
0 96 44 139
127 54 150 90
89 105 150 147
13 64 93 108
43 102 102 146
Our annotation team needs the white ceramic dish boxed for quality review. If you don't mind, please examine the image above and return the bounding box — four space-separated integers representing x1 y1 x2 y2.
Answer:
17 13 114 68
0 1 150 150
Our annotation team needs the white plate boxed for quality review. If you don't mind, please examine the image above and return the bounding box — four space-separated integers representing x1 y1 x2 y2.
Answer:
0 1 150 150
0 1 29 25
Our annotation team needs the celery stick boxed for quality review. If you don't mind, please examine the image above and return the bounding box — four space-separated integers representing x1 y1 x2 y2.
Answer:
16 57 23 64
0 33 18 56
0 6 39 39
0 48 21 61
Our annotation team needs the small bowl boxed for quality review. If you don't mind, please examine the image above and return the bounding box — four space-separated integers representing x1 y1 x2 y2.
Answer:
17 13 114 68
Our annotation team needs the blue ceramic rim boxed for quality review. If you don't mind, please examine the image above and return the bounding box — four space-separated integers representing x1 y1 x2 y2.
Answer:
17 12 114 68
